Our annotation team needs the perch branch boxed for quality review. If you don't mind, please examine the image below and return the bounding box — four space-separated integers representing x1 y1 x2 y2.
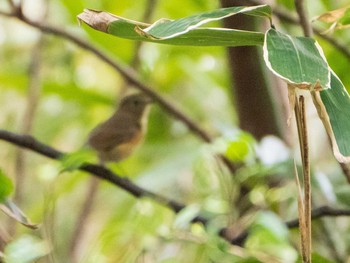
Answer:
70 1 159 261
0 7 237 175
0 130 194 217
1 12 212 143
1 130 350 246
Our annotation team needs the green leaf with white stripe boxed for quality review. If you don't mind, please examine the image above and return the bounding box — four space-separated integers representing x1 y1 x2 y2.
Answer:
263 28 330 90
78 5 271 47
137 5 271 39
312 71 350 163
263 28 350 163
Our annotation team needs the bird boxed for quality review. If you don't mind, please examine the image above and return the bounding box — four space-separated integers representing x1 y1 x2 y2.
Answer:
87 93 153 164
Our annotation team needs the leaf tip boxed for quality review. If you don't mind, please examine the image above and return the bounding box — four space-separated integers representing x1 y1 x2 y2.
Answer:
77 9 113 32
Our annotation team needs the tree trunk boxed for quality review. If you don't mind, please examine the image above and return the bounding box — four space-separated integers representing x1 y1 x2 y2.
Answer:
220 0 289 141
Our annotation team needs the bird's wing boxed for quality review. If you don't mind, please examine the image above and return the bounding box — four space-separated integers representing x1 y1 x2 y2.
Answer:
88 123 138 152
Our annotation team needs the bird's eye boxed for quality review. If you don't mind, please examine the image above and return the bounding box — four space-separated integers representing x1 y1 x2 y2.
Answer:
133 100 140 106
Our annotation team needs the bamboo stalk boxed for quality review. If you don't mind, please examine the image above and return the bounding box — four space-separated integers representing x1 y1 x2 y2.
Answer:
294 95 312 263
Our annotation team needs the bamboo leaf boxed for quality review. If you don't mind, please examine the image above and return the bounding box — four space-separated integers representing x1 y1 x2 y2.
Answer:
264 28 350 163
263 28 330 91
77 7 269 47
136 5 271 39
0 200 38 229
312 70 350 163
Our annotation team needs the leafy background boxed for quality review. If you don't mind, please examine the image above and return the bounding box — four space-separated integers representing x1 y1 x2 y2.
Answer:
1 0 350 262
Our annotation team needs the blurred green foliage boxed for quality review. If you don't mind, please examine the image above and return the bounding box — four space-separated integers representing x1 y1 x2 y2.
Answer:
0 169 13 202
1 0 350 262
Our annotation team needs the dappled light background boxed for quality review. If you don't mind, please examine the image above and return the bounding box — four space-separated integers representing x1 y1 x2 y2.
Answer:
1 0 350 262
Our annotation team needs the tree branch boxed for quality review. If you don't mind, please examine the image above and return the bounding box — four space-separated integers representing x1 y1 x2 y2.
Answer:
6 0 16 10
248 0 350 61
0 10 12 17
1 130 350 247
294 0 313 37
2 12 212 144
0 130 189 214
229 205 350 246
70 2 159 261
0 10 239 177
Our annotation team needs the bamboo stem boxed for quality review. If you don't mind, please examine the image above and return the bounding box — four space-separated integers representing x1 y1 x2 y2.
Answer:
295 95 312 263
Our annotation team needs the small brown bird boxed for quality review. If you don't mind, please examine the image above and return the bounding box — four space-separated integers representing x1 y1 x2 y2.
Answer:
88 93 153 164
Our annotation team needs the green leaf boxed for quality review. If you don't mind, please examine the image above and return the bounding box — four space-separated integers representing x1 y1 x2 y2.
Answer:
263 28 330 90
77 6 270 47
0 169 13 202
4 235 49 263
335 185 350 206
59 149 96 172
263 28 350 163
0 200 38 229
296 252 334 263
312 70 350 162
173 204 201 229
251 211 289 241
137 5 271 39
225 133 254 162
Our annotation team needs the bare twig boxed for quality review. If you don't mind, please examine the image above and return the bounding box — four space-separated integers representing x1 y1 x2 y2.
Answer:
0 10 238 178
339 162 350 183
6 0 16 10
317 32 350 61
1 130 350 247
0 10 12 17
248 0 350 61
8 0 49 238
10 33 46 236
3 13 212 144
0 130 203 219
130 0 158 68
294 0 313 37
230 205 350 246
69 1 160 260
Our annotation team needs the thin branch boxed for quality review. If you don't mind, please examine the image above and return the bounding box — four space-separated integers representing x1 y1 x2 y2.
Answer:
230 205 350 246
339 162 350 183
69 2 160 260
10 33 46 238
6 0 16 10
1 130 350 247
0 10 13 17
4 13 212 144
0 130 204 220
130 0 158 68
0 10 238 177
248 0 350 61
317 31 350 61
286 205 350 227
294 0 313 37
